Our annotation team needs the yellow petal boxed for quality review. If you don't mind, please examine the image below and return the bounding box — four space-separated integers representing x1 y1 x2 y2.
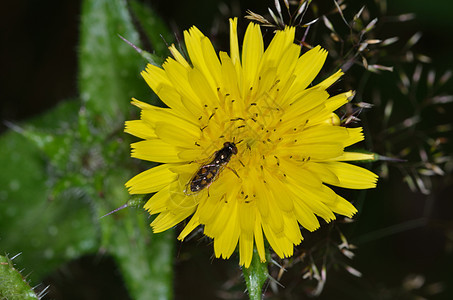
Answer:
261 222 294 258
219 52 241 101
213 200 240 259
313 69 343 90
178 148 205 161
264 186 284 234
141 64 171 91
184 26 218 90
288 180 336 222
187 68 218 108
238 201 256 235
330 152 376 161
300 125 350 144
154 121 200 148
280 141 343 161
140 105 196 130
293 197 320 232
197 193 224 225
151 207 195 233
125 164 177 194
239 232 254 267
325 90 353 112
178 210 201 240
261 222 283 258
124 120 156 139
204 183 241 238
286 46 328 99
283 89 329 121
163 58 202 116
131 139 183 163
144 184 171 214
321 162 378 189
168 44 190 69
318 186 358 217
201 36 222 86
283 212 303 245
130 98 154 110
254 213 266 263
304 161 340 185
279 159 323 188
242 22 263 91
343 127 365 147
254 179 271 219
229 18 240 66
153 85 191 119
265 170 295 212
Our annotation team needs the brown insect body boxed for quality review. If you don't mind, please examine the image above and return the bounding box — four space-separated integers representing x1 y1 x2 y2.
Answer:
188 142 238 193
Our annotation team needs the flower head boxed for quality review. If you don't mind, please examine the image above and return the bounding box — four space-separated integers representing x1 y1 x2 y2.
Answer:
125 18 378 267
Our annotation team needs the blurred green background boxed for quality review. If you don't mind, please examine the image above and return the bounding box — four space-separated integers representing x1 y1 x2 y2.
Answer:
1 0 452 299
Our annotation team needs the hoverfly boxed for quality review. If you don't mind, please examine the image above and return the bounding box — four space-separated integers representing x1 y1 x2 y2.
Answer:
186 142 238 194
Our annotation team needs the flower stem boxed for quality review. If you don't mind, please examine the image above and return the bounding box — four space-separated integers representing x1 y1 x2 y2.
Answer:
243 248 269 300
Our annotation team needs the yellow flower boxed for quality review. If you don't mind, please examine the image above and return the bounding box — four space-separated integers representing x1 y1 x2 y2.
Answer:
125 18 378 267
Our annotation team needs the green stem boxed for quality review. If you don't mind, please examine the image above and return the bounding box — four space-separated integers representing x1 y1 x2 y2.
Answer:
242 248 269 300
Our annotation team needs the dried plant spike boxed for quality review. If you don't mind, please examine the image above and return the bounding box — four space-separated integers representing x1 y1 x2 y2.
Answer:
415 174 430 195
431 95 453 104
322 15 336 33
303 18 318 27
381 36 399 46
330 32 341 42
345 265 363 277
274 0 284 22
397 13 416 22
366 39 382 44
283 0 289 10
427 70 436 88
404 174 417 193
295 1 308 21
368 64 394 73
405 32 423 49
362 17 378 34
268 7 282 27
412 64 423 84
416 54 432 63
439 70 452 86
354 6 365 21
358 42 368 52
383 99 393 127
245 10 273 26
341 248 355 259
356 101 373 109
405 51 415 63
334 0 349 27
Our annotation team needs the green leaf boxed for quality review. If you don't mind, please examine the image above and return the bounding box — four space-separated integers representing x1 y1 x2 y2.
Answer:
78 0 150 127
78 0 174 298
99 169 174 300
1 1 175 299
0 101 98 283
129 0 174 57
243 248 269 300
0 254 39 300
